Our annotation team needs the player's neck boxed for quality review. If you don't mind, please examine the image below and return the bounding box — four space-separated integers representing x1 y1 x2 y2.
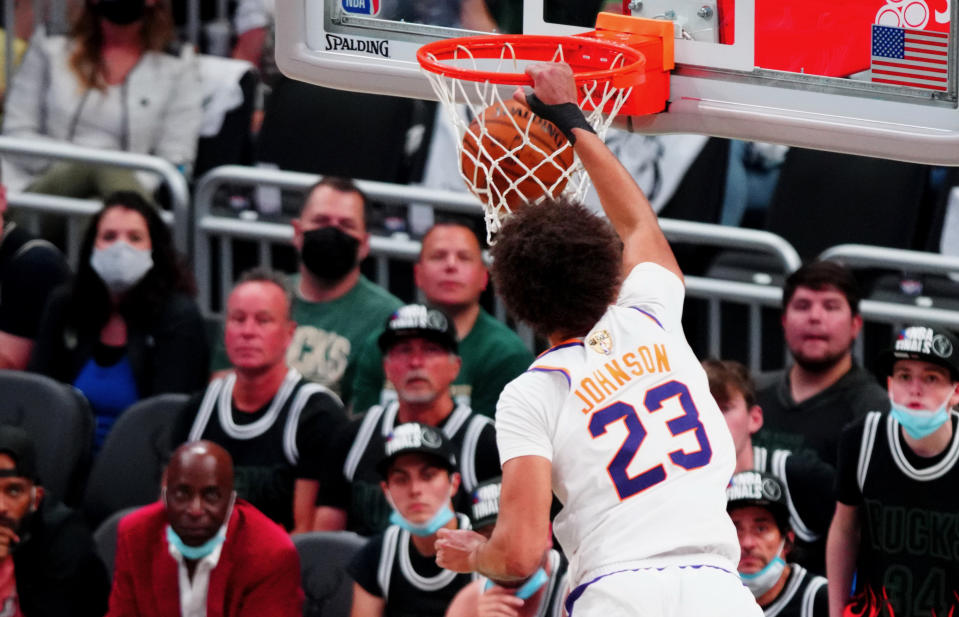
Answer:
298 265 360 303
788 353 852 404
397 396 456 427
756 564 790 608
232 363 289 412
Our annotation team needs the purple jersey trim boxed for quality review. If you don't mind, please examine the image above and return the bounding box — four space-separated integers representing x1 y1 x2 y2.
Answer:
564 564 737 616
630 307 664 330
526 366 572 388
535 340 584 360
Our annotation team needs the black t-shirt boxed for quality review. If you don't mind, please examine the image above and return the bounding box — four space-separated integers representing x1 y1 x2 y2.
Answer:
753 445 835 575
0 224 70 339
317 401 501 536
763 564 828 616
347 516 474 617
173 369 347 528
755 364 889 466
835 411 959 617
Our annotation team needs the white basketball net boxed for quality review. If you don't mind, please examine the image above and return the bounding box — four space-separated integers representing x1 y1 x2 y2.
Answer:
421 41 634 242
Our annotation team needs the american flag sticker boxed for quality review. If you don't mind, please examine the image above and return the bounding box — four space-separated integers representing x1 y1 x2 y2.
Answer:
871 24 949 91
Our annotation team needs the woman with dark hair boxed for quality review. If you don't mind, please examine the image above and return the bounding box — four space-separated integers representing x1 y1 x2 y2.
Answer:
30 192 209 450
1 0 202 198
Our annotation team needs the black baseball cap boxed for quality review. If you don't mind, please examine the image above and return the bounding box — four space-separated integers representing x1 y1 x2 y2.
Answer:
469 476 502 529
726 471 790 533
876 324 959 381
377 304 458 354
0 426 39 482
376 422 457 478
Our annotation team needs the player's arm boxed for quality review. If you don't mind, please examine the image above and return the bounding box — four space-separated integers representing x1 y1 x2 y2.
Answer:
825 502 860 617
436 454 552 581
516 63 682 282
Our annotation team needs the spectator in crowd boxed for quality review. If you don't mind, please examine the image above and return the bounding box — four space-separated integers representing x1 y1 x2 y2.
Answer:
727 471 828 615
0 182 70 369
445 476 568 617
174 268 347 533
704 358 835 574
347 422 475 617
755 260 888 465
107 440 303 617
1 0 202 199
29 192 207 451
352 222 533 418
827 325 959 617
0 425 109 616
316 304 499 535
209 178 402 404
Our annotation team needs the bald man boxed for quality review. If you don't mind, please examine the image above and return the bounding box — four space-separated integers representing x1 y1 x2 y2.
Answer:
107 441 304 617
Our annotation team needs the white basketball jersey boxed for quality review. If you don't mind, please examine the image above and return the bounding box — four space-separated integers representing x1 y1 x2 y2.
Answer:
496 263 739 586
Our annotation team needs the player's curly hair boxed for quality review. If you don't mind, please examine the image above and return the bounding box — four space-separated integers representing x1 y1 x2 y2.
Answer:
490 199 622 339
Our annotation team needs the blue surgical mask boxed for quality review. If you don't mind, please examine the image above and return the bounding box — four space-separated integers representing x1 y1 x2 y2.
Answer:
389 504 455 536
889 391 953 440
164 490 235 560
166 524 226 560
739 540 786 598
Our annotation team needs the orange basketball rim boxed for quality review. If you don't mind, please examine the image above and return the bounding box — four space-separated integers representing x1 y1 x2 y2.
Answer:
417 13 675 117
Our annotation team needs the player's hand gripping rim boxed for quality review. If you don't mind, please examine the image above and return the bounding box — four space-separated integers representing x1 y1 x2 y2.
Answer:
512 62 596 145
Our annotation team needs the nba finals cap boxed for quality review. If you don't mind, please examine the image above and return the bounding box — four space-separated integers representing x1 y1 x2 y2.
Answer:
470 477 502 529
378 304 458 354
876 324 959 381
0 425 39 481
376 422 457 478
726 471 789 532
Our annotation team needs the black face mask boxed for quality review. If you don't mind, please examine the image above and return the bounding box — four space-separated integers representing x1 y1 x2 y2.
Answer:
94 0 147 25
300 227 360 282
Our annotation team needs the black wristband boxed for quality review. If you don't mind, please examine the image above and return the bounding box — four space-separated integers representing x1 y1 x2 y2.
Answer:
525 93 596 144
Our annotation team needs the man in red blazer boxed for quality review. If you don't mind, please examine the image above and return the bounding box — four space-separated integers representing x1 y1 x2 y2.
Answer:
106 441 304 617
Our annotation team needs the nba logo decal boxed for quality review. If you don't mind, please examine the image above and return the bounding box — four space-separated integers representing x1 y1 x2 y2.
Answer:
587 330 613 356
342 0 379 16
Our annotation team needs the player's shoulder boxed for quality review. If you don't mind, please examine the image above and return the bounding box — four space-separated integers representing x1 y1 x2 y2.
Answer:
524 338 586 385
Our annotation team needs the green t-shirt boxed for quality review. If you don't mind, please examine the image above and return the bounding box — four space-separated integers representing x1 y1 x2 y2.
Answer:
286 275 403 405
211 275 402 406
351 308 534 417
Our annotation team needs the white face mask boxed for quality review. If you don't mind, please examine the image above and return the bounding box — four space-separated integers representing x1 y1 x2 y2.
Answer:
739 539 787 598
90 241 153 294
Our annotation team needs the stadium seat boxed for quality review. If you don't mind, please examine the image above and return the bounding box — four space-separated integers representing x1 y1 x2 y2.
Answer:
0 370 94 505
293 531 367 617
82 393 187 527
93 506 138 579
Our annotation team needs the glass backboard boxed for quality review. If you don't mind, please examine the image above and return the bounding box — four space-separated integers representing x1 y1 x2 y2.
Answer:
275 0 959 164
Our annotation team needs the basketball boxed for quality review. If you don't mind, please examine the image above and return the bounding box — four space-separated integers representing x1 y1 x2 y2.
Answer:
460 100 575 210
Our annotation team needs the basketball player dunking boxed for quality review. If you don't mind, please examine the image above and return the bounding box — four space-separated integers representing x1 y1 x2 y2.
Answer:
435 62 761 616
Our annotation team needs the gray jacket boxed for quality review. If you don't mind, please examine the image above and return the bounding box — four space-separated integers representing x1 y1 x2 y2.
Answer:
1 28 203 191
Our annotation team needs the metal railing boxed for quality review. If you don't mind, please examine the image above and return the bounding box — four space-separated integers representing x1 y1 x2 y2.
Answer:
820 244 959 279
192 165 485 314
0 136 192 253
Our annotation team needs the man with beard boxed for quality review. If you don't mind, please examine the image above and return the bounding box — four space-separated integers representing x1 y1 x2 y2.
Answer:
0 425 108 616
755 261 888 465
351 222 534 418
286 177 402 404
314 304 499 535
